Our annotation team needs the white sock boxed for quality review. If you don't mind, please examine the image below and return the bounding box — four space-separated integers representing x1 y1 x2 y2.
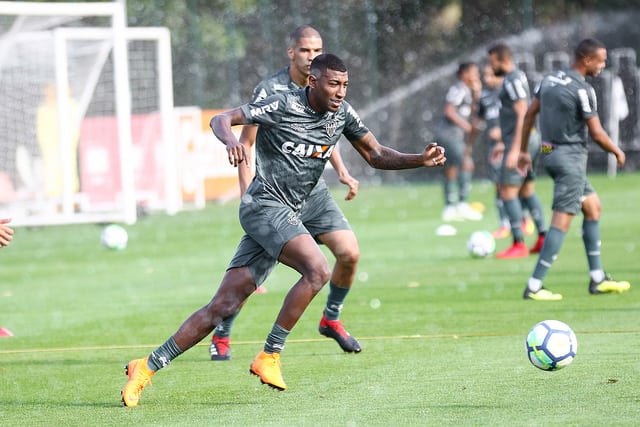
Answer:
527 278 542 292
590 270 605 283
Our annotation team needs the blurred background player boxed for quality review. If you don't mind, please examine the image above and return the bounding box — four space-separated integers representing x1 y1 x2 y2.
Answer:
487 43 546 259
434 62 483 222
37 84 81 202
209 25 362 361
477 64 510 235
520 38 630 300
478 65 535 240
0 218 15 336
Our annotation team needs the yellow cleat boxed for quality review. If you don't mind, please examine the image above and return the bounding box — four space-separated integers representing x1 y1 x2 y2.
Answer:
523 287 563 301
249 351 287 391
522 216 535 236
589 274 631 295
121 357 155 407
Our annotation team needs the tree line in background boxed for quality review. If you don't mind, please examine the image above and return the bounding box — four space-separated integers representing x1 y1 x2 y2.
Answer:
113 0 637 109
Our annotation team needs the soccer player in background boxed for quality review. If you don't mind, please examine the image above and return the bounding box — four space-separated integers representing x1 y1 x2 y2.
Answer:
519 38 631 300
434 62 483 222
477 64 510 236
208 25 363 361
0 218 14 247
487 43 547 259
478 65 535 240
120 53 447 406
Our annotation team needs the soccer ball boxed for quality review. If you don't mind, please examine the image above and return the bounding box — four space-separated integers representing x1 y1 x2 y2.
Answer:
526 320 578 371
466 230 496 258
101 224 128 250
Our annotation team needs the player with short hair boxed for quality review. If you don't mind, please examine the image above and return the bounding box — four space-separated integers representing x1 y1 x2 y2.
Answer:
120 53 447 406
519 38 631 300
435 62 483 222
487 43 547 259
477 64 510 235
478 65 535 240
209 25 363 362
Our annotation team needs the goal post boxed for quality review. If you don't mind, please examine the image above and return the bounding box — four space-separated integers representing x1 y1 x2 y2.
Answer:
0 2 182 227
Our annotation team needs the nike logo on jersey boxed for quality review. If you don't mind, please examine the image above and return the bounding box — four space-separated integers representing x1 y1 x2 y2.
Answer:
281 141 335 159
254 88 268 102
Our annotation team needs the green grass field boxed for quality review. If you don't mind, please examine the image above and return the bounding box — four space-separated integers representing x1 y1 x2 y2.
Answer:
1 173 639 426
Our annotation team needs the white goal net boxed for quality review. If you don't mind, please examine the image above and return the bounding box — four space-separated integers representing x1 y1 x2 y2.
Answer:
0 1 180 226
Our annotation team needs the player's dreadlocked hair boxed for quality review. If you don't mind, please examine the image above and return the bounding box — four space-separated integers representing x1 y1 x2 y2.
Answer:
310 54 347 78
575 38 606 60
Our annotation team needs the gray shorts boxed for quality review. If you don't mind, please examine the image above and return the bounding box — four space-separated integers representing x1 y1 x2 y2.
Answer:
228 183 351 286
542 143 594 215
435 126 465 167
498 131 541 186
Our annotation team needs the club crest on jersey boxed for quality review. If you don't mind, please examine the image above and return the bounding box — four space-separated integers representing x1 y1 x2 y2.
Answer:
325 119 337 137
281 141 335 159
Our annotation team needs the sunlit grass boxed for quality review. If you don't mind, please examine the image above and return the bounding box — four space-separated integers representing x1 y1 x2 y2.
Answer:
1 173 639 426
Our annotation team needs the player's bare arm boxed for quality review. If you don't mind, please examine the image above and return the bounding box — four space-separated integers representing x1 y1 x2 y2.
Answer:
350 132 446 169
444 102 472 133
210 108 250 167
586 116 626 166
237 124 257 194
328 147 359 200
518 98 539 172
505 98 527 170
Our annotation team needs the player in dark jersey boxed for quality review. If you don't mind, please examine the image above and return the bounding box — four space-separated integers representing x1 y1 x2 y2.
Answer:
478 64 510 236
209 26 363 361
487 43 547 259
435 62 483 222
478 65 536 240
519 38 630 301
120 54 446 406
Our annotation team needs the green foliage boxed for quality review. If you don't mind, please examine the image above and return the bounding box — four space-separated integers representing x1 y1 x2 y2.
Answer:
1 174 639 425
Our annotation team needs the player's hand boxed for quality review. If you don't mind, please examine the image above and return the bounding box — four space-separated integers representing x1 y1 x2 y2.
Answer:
226 141 249 167
424 142 446 167
614 148 626 167
490 142 505 163
517 152 532 176
339 174 359 201
505 149 519 171
0 218 14 248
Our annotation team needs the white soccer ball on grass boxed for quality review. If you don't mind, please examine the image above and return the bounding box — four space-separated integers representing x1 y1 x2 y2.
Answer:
466 230 496 258
101 224 128 250
525 320 578 371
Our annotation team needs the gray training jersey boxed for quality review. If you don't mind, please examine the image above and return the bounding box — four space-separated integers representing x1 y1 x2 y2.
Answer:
240 88 369 210
534 68 598 145
252 66 300 102
499 69 530 147
478 86 501 143
438 79 474 141
251 66 330 194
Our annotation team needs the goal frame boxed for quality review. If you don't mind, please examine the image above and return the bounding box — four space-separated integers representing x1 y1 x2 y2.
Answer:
0 2 180 226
